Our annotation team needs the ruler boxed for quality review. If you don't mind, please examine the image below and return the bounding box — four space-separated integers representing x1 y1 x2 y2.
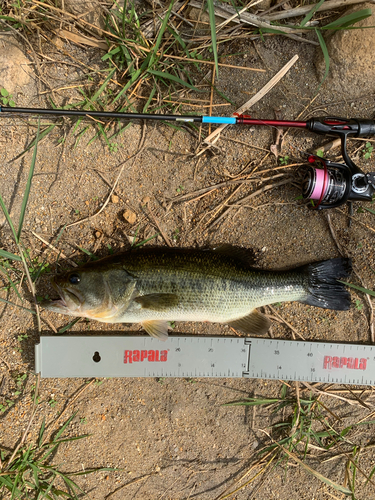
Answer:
35 336 375 386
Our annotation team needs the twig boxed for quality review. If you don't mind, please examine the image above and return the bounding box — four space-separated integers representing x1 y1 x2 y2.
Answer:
313 138 341 155
171 177 277 203
262 0 369 21
208 65 216 136
0 356 10 370
326 212 374 342
189 0 304 34
105 472 157 499
289 382 301 437
267 304 305 340
146 202 172 247
207 178 291 230
221 136 270 152
301 381 357 405
5 373 40 469
17 243 41 333
214 450 276 500
31 232 78 267
198 55 299 150
40 314 58 333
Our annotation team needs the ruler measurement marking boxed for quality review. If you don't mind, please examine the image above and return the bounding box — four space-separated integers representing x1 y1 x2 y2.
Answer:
35 336 375 384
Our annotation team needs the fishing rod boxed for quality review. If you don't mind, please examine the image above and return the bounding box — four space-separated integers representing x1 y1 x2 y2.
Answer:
2 105 375 209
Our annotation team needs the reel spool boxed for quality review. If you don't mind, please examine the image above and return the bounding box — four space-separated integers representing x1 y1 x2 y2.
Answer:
302 155 374 209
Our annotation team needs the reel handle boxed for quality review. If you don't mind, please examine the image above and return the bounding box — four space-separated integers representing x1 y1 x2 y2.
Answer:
306 117 375 176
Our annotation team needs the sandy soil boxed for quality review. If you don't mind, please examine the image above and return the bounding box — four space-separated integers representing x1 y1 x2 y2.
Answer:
1 10 375 500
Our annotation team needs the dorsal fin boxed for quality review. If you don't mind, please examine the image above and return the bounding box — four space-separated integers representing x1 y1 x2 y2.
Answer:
213 244 256 266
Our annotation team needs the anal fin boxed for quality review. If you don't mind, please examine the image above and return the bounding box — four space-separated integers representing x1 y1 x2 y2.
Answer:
228 310 271 336
141 320 169 341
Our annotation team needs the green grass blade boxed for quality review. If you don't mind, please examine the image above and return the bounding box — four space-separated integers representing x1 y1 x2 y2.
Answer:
17 120 40 241
0 194 18 243
11 470 23 499
133 233 159 248
76 246 98 259
38 418 46 447
0 264 23 300
0 296 36 314
148 69 201 91
224 398 280 406
38 474 57 500
206 0 219 77
54 412 78 441
0 249 22 261
279 444 352 495
57 317 81 334
18 125 56 159
323 8 372 29
112 66 144 104
363 206 375 215
0 474 17 493
28 463 40 490
315 28 329 90
340 280 375 298
299 0 326 27
142 85 157 113
149 0 175 67
89 67 116 103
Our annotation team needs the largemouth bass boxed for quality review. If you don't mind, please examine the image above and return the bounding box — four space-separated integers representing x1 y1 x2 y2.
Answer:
42 247 351 340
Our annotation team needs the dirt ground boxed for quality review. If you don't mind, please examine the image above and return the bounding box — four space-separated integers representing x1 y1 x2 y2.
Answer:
1 5 375 499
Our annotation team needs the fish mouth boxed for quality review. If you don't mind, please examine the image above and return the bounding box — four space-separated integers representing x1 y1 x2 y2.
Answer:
41 281 83 314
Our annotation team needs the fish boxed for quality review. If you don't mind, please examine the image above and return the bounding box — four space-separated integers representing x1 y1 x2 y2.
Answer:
42 246 352 340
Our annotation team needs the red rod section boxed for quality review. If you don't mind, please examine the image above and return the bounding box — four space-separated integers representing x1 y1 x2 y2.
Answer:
236 118 308 128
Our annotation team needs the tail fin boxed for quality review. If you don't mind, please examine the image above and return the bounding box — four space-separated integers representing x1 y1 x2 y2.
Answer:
302 258 352 311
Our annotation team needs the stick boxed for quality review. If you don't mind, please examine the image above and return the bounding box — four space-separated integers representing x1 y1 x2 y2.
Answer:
31 232 78 267
326 213 374 343
262 0 370 21
189 0 301 33
146 202 172 247
268 304 306 340
208 178 291 229
5 373 40 469
201 55 299 147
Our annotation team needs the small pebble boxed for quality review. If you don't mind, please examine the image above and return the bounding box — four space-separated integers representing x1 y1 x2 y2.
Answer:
95 231 101 239
123 210 137 225
111 195 119 204
142 196 151 204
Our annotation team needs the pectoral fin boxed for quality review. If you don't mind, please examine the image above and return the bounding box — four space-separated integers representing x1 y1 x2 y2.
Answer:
141 320 169 341
134 293 178 311
228 310 271 335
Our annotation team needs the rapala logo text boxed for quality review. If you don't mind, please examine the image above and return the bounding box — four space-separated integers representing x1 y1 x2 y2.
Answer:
124 349 168 364
323 356 367 371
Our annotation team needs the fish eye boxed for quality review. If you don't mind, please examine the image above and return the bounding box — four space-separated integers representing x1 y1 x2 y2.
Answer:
68 273 81 285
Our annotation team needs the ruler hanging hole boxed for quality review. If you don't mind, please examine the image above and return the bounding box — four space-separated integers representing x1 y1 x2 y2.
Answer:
93 351 101 363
